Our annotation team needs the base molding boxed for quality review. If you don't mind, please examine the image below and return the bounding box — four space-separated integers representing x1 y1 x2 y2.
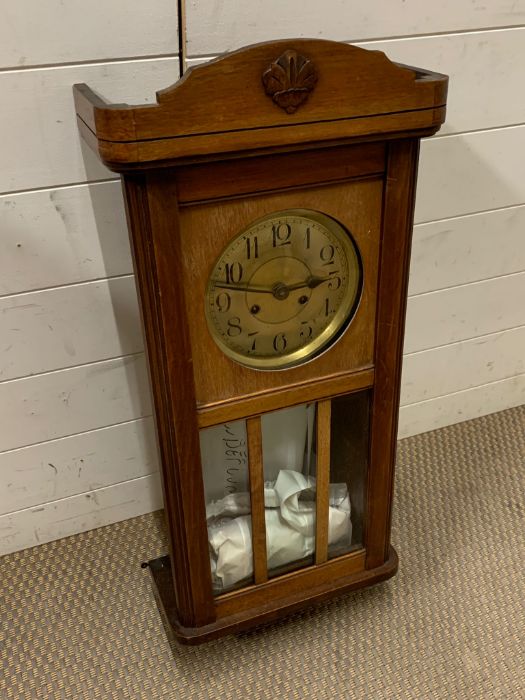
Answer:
147 546 398 645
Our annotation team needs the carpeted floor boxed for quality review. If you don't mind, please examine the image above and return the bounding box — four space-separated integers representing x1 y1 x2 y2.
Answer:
1 406 524 699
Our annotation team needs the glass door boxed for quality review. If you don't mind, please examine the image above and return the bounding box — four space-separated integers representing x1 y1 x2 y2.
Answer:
199 391 369 595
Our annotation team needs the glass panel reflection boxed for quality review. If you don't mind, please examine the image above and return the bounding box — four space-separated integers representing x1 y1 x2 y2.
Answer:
261 403 318 577
199 420 254 595
328 391 369 559
200 391 368 594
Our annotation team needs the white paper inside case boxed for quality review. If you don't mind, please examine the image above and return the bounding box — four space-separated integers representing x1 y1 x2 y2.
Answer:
199 404 353 593
207 469 352 591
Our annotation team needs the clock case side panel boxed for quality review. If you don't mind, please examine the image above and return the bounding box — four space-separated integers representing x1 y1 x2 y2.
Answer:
365 138 420 569
122 175 215 628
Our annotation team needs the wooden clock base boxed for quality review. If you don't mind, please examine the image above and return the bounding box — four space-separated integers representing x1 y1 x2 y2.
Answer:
147 547 398 645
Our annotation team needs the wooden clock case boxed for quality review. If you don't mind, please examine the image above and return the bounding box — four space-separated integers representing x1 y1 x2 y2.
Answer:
74 39 448 644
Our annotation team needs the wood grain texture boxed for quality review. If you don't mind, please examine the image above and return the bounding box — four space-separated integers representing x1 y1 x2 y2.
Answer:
77 39 446 141
75 39 446 638
216 549 366 618
153 547 396 644
176 143 385 204
187 27 525 138
126 173 215 627
366 139 420 569
179 176 382 406
315 400 331 565
93 109 444 168
197 369 374 428
246 417 268 584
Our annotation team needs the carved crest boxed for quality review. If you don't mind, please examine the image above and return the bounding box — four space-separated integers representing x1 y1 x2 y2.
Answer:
262 50 317 114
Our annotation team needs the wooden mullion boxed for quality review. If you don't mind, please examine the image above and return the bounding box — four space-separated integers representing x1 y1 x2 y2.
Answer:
315 400 331 565
246 417 268 584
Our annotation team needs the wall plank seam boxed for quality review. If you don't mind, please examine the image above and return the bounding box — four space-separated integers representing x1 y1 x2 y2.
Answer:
401 371 525 408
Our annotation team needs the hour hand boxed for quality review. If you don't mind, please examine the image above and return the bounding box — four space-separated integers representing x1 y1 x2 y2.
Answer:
286 275 331 292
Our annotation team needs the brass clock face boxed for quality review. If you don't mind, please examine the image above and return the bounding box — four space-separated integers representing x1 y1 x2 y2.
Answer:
205 209 362 370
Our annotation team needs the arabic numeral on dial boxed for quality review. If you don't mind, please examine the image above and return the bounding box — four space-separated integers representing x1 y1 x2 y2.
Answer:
320 244 335 265
272 222 291 247
305 226 311 249
215 291 231 312
225 262 243 284
300 321 313 340
324 298 333 317
246 236 259 259
273 333 287 352
248 331 258 351
227 317 242 337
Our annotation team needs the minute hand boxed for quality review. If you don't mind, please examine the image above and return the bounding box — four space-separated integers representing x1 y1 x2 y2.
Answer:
213 276 332 295
213 282 276 293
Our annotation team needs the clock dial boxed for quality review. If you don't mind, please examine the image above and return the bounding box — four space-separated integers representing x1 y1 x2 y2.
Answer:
205 209 362 370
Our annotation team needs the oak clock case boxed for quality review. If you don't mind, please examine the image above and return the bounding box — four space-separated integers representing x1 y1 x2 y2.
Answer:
74 39 448 643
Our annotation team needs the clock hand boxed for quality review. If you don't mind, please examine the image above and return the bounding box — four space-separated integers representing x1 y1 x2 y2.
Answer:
213 275 332 298
284 275 332 292
213 282 276 294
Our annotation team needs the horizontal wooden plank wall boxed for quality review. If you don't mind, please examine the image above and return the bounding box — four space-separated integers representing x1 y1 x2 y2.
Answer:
1 3 524 554
185 2 525 55
0 2 178 554
0 1 178 68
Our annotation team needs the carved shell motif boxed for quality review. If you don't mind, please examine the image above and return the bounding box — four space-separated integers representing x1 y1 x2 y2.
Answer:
262 50 317 114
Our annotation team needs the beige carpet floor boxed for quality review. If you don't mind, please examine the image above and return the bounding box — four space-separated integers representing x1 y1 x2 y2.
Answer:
1 406 524 699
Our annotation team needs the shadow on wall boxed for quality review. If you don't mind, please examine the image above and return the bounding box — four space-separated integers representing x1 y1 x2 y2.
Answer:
415 126 525 223
77 89 525 491
79 137 159 472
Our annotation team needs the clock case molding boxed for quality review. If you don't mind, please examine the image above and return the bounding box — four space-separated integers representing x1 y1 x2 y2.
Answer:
74 39 448 644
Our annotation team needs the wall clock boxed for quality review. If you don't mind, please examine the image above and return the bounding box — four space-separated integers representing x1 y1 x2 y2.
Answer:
74 39 448 643
205 208 362 370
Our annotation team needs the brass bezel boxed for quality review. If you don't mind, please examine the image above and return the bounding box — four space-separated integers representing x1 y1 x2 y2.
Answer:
205 209 363 370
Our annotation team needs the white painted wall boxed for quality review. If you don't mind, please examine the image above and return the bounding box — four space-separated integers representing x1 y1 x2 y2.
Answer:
1 2 524 554
0 4 178 554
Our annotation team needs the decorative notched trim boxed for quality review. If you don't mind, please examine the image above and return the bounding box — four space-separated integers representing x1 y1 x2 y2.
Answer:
262 50 318 114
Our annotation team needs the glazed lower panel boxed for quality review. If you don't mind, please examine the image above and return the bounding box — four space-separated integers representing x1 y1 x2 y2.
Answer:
148 545 398 645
